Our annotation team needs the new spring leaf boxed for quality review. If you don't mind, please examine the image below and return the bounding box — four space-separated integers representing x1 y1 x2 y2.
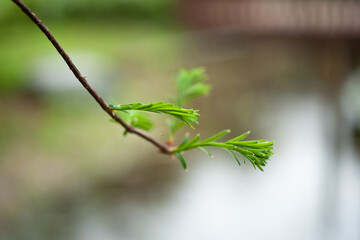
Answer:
172 130 274 171
109 102 199 128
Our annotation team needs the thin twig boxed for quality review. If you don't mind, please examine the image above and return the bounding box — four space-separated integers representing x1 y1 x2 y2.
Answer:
12 0 171 154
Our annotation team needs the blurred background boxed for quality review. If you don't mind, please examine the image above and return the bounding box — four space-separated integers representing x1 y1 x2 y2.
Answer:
1 0 360 239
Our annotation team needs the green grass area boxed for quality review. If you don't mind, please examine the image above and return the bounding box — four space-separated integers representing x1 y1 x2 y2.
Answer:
0 20 181 92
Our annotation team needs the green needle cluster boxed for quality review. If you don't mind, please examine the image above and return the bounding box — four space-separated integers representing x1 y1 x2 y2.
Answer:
172 130 274 171
109 68 274 171
109 102 199 128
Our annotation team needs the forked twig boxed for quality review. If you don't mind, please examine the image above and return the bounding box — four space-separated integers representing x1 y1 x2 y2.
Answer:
12 0 171 154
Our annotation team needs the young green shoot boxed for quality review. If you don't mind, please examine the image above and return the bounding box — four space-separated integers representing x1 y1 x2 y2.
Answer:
110 68 274 171
172 130 274 171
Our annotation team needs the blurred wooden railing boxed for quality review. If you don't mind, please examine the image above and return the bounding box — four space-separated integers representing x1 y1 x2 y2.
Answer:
179 0 360 38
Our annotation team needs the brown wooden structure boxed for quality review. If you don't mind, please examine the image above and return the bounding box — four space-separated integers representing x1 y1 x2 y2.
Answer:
179 0 360 38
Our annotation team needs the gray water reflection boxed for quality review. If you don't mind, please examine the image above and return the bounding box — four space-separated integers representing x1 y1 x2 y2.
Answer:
70 93 360 240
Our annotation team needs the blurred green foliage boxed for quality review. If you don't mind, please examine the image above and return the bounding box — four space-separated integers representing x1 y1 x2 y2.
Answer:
1 0 175 23
0 0 179 92
174 68 211 106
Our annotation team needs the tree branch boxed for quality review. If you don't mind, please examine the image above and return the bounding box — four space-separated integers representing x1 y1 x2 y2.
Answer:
12 0 171 154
